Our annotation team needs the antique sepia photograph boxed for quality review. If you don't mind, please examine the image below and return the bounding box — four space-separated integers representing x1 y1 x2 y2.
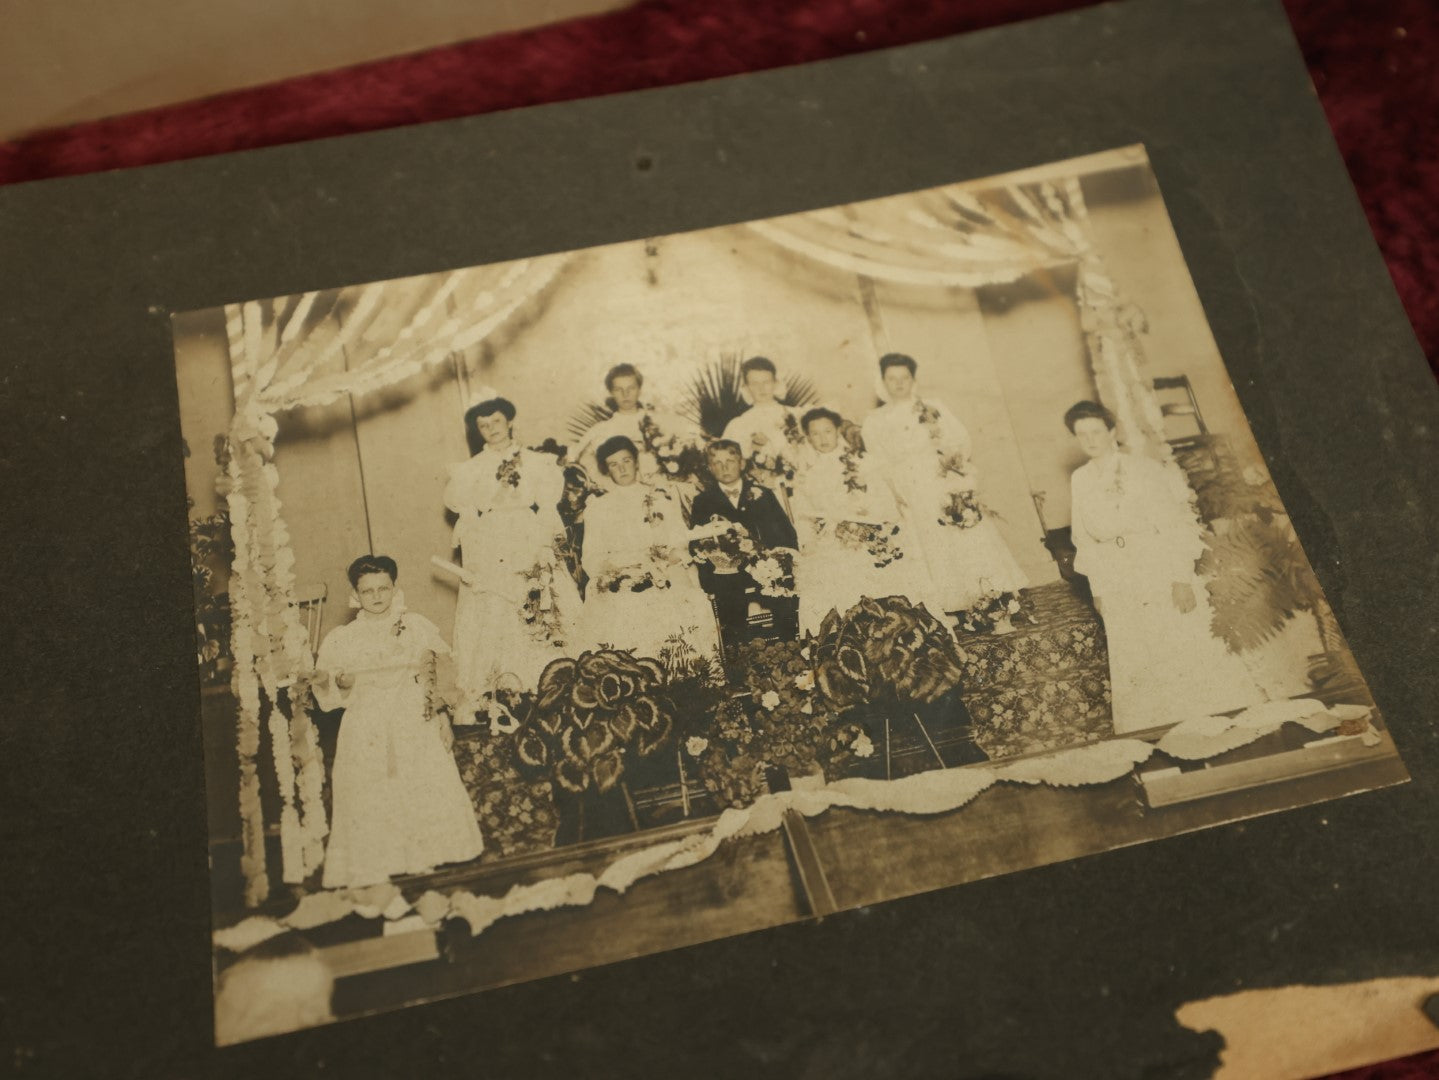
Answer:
170 144 1407 1045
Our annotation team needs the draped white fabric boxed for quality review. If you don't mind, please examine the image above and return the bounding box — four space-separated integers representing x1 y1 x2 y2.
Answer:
221 256 567 902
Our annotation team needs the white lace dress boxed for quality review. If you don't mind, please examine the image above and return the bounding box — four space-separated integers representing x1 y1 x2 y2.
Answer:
862 396 1028 612
790 444 940 633
313 602 483 888
444 444 583 694
1071 450 1264 733
579 482 719 661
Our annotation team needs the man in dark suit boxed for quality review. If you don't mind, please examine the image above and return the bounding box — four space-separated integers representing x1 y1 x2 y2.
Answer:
690 439 800 660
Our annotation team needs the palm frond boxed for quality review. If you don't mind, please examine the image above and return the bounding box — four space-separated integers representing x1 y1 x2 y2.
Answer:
681 353 748 437
568 401 615 441
779 373 822 409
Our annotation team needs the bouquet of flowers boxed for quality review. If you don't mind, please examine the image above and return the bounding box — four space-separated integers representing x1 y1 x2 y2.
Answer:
938 488 985 529
748 548 798 598
958 590 1023 634
592 564 670 594
689 517 759 574
834 520 905 568
496 453 522 489
639 412 709 486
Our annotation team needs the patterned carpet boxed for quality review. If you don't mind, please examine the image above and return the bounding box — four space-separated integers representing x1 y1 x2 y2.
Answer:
958 580 1113 760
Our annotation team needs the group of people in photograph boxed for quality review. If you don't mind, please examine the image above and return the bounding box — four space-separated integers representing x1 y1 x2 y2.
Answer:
307 349 1260 887
441 353 1032 695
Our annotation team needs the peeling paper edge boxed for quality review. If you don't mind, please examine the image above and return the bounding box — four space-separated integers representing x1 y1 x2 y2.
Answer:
213 702 1364 960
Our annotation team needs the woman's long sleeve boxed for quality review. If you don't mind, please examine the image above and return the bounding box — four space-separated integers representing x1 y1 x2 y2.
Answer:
312 630 351 712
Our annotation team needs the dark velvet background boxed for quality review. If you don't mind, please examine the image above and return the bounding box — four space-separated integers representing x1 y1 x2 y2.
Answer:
0 1 1435 1078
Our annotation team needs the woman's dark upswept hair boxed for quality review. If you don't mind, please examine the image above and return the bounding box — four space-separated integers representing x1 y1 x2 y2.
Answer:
878 352 918 377
1063 399 1116 433
595 435 640 476
464 396 517 454
800 406 844 433
347 554 398 588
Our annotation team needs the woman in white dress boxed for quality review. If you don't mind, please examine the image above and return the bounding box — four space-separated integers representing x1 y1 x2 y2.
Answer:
312 555 483 888
580 436 720 661
572 363 702 489
861 353 1028 614
721 356 807 498
444 397 583 696
1065 400 1264 733
790 407 942 634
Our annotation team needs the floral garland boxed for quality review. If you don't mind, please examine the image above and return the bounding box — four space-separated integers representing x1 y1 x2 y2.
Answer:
958 591 1023 635
840 447 868 494
519 553 568 649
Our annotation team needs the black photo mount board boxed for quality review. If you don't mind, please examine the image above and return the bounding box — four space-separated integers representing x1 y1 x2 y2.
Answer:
1 0 1436 1076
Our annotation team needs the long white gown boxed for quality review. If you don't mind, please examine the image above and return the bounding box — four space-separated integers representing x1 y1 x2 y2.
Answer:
862 395 1028 612
572 405 702 489
314 599 483 888
579 481 720 661
790 443 943 633
1070 450 1264 733
444 444 584 694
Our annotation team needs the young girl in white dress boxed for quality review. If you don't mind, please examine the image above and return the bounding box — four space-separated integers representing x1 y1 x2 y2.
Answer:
444 397 583 696
1065 400 1264 733
790 407 942 634
861 353 1028 614
579 435 720 660
312 555 483 888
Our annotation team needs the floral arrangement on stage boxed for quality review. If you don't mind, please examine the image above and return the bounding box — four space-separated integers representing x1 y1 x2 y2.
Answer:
834 520 905 568
514 650 675 797
683 638 871 808
813 595 968 708
958 590 1023 635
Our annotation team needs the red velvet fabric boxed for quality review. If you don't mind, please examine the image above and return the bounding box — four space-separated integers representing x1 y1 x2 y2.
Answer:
0 0 1433 375
2 3 1435 1072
